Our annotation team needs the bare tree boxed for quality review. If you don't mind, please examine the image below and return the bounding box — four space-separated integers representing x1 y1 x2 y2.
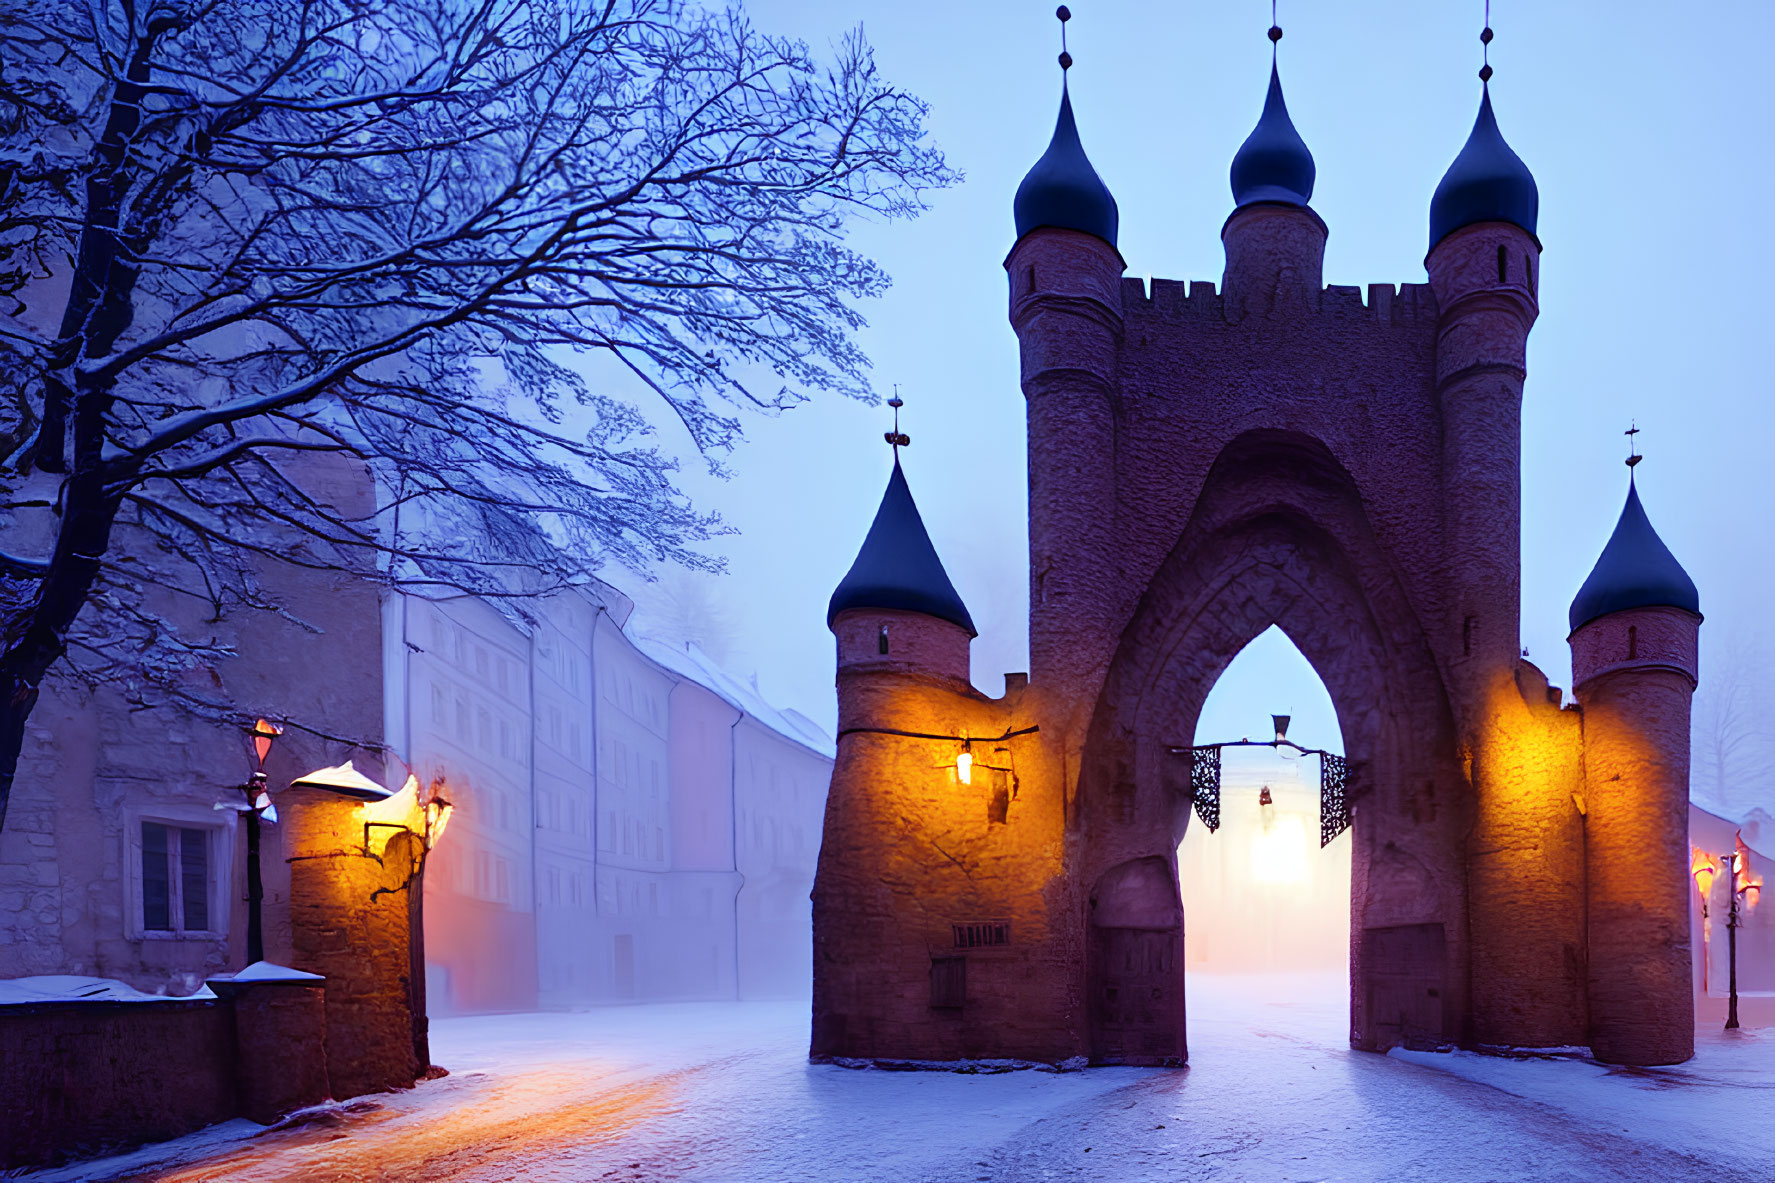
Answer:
0 0 955 828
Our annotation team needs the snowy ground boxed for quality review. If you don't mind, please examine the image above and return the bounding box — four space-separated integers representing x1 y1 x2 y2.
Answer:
26 972 1775 1183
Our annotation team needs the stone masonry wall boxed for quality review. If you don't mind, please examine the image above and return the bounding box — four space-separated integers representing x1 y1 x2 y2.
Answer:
1575 605 1700 1065
0 449 385 993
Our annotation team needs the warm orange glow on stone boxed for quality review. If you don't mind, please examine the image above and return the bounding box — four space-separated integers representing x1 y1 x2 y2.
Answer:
1465 666 1587 1051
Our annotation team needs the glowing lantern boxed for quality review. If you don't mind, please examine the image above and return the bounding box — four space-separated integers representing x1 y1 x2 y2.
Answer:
955 747 973 786
249 717 283 770
1692 848 1721 900
1736 834 1762 910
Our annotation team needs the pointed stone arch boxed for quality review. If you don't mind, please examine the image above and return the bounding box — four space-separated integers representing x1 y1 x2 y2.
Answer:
1076 430 1469 1061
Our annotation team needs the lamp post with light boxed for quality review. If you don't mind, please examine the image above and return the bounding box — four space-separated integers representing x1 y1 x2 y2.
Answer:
238 717 282 966
1722 847 1761 1031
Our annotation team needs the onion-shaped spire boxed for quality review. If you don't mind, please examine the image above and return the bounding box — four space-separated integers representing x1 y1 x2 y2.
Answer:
1430 20 1539 250
1569 475 1700 633
1013 85 1119 247
1231 60 1316 208
828 459 976 636
1013 8 1118 247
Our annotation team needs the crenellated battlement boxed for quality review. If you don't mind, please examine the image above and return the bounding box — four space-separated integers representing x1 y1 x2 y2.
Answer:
1116 276 1440 325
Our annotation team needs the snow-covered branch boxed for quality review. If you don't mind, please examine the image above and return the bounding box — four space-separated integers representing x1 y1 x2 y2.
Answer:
0 0 955 829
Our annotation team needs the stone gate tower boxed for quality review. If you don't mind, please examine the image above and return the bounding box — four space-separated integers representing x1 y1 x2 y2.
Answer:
813 18 1702 1068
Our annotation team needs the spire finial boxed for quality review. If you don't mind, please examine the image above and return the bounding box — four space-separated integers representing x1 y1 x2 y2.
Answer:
884 387 910 455
1269 1 1282 57
1479 1 1494 83
1056 6 1072 72
1625 421 1642 469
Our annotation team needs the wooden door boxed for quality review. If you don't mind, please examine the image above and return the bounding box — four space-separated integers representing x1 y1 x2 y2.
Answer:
1090 926 1183 1064
1360 923 1446 1050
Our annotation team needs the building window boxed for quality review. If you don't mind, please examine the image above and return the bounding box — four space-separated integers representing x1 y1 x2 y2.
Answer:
138 821 219 936
952 921 1011 949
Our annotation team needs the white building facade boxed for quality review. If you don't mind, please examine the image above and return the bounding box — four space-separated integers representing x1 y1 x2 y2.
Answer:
385 582 831 1013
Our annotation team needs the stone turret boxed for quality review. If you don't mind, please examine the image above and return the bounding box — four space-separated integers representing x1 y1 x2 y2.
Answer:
1221 50 1324 317
1569 473 1701 1066
1426 81 1541 682
1424 73 1572 1050
827 457 975 691
1005 69 1123 705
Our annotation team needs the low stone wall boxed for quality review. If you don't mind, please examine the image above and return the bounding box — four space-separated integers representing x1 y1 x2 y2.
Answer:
0 999 235 1168
0 978 331 1170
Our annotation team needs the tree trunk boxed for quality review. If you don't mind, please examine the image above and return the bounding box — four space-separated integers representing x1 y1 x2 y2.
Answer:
0 680 42 833
0 478 126 830
0 27 165 831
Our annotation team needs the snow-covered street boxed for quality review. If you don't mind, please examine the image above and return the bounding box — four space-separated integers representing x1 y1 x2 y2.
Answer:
31 972 1774 1183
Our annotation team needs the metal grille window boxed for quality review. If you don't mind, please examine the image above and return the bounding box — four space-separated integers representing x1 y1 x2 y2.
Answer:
141 822 212 933
930 956 966 1009
952 921 1011 949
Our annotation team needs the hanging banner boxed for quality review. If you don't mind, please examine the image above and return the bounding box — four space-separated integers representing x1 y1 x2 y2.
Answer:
1320 752 1350 847
1191 745 1222 832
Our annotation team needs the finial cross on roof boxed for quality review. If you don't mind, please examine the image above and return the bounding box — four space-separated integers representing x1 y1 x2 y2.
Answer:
1625 422 1642 468
884 387 910 454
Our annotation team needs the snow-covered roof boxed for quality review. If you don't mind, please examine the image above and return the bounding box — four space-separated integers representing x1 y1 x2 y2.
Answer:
0 975 217 1005
209 961 324 984
1691 801 1774 864
628 633 834 760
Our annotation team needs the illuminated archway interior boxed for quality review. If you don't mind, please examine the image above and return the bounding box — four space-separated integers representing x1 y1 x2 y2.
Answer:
1180 626 1352 977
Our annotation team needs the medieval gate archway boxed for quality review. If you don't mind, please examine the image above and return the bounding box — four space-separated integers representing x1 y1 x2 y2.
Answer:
813 37 1702 1071
1077 430 1465 1064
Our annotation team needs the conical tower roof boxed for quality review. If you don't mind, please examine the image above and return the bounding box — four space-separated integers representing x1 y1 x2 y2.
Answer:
828 460 976 636
1569 479 1700 632
1013 85 1119 247
1430 85 1539 250
1231 62 1316 208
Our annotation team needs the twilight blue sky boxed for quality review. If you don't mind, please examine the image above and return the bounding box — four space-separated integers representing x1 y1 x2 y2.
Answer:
610 1 1775 814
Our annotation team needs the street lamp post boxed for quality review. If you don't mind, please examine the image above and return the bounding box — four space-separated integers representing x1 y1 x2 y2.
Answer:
240 718 282 966
1725 850 1742 1031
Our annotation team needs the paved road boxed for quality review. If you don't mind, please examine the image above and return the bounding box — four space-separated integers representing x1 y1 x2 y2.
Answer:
45 974 1771 1183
